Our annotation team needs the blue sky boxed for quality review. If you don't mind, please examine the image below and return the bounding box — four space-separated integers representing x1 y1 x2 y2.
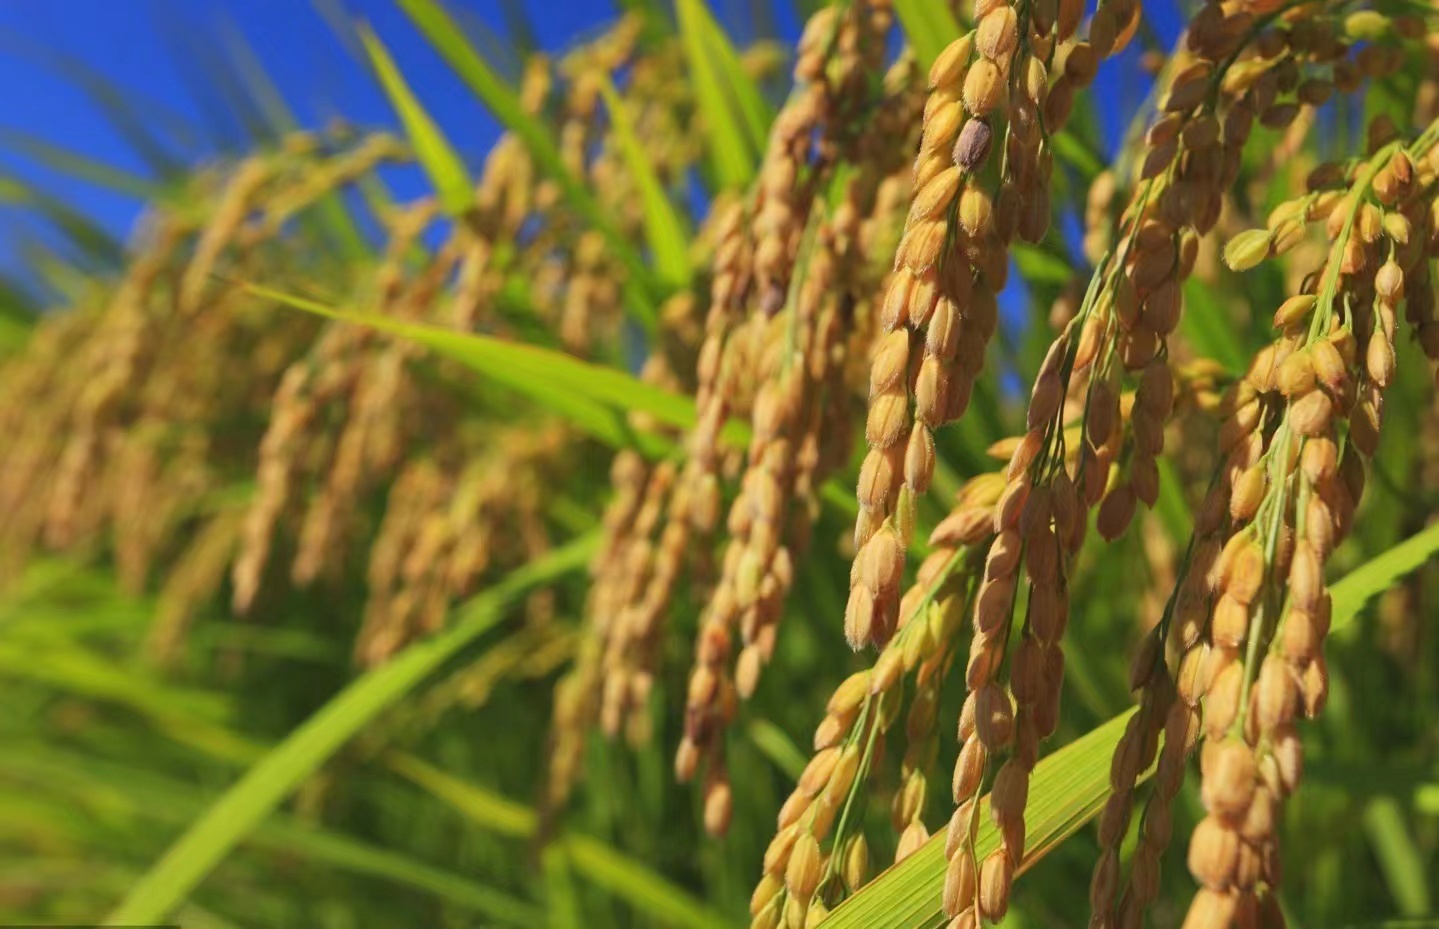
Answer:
0 1 1184 294
0 3 601 271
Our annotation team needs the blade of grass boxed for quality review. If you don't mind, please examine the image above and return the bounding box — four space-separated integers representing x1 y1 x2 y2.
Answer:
149 14 268 152
1331 520 1439 637
892 0 963 69
386 754 729 929
104 534 595 924
7 746 541 925
358 23 474 219
748 719 808 780
545 845 581 929
397 0 659 327
219 18 301 137
0 173 124 268
0 130 167 201
264 818 541 923
694 0 772 156
241 281 738 447
596 74 691 286
676 0 757 187
1363 798 1432 917
1180 278 1249 376
822 709 1140 929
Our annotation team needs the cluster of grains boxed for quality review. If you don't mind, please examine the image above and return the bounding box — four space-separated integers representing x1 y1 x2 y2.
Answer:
355 424 572 664
847 0 1137 653
1088 11 1437 925
2 9 710 682
1173 124 1439 928
674 1 905 834
237 199 449 608
678 200 860 832
609 48 839 768
544 194 756 818
541 15 804 789
940 364 1082 927
860 3 1148 924
750 473 1002 929
0 130 400 594
233 16 711 651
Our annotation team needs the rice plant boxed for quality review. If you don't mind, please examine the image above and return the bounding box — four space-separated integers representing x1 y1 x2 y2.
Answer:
1 1 1437 927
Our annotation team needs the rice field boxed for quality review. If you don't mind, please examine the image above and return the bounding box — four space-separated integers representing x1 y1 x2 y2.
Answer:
0 1 1437 927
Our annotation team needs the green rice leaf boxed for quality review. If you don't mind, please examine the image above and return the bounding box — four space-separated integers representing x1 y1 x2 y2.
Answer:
1331 521 1439 635
388 754 728 929
748 719 808 780
0 130 167 201
565 836 729 929
240 282 719 451
7 746 540 924
0 173 123 268
105 535 596 924
545 844 582 929
596 74 692 286
1181 278 1249 376
358 23 474 218
892 0 963 69
1362 798 1432 917
693 0 772 157
822 710 1140 929
1012 245 1074 288
676 0 758 187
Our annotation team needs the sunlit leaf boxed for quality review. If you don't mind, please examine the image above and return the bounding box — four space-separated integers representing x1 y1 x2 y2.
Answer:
105 535 595 924
822 710 1140 929
1331 520 1439 636
359 23 474 219
596 74 692 286
892 0 963 69
240 281 717 453
676 0 758 187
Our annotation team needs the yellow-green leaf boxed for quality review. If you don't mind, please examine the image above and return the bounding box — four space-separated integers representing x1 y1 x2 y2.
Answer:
693 0 772 158
241 282 715 451
1331 521 1439 637
676 0 756 188
823 709 1140 928
358 23 474 218
596 74 691 286
892 0 963 70
105 535 596 924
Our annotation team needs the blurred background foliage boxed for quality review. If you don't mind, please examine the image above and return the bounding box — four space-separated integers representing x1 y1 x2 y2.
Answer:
0 2 1435 928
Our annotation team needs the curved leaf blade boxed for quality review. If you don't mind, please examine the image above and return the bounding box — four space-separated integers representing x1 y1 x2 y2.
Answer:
892 0 963 70
596 74 691 286
1331 520 1439 636
676 0 757 187
694 1 771 157
105 535 595 924
389 755 728 929
822 710 1139 929
359 23 474 218
239 282 715 450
